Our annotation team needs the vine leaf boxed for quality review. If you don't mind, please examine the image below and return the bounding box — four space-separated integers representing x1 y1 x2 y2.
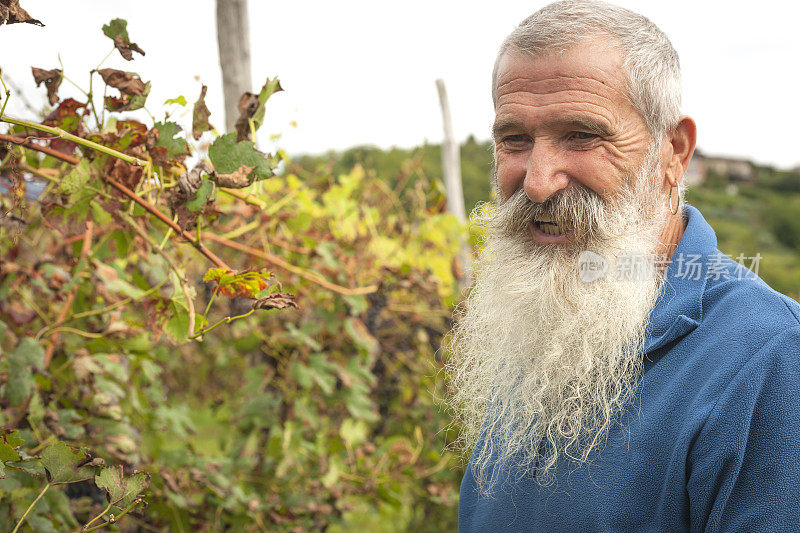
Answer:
252 292 298 311
31 67 62 105
0 430 25 477
214 165 253 188
203 268 275 299
59 159 93 195
185 178 214 212
0 0 44 26
153 121 189 159
192 85 213 140
41 442 98 484
164 95 187 106
95 465 150 513
98 69 150 112
208 133 273 185
43 98 87 155
102 18 145 61
4 337 44 405
234 77 282 142
97 68 146 96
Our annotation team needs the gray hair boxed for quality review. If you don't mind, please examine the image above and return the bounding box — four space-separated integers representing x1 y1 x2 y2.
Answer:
492 0 682 141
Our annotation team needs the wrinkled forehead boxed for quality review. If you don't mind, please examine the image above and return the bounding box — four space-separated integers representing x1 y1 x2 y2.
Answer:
493 36 630 107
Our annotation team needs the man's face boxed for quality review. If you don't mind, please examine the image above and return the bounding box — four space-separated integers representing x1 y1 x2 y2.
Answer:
492 37 656 244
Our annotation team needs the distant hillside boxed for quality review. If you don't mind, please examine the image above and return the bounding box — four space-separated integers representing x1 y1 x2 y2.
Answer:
290 136 495 215
291 141 800 300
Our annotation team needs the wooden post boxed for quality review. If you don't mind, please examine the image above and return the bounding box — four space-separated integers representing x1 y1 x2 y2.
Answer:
436 79 473 287
435 79 467 224
216 0 252 133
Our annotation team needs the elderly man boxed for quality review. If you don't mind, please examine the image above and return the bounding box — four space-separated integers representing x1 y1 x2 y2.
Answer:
447 1 800 531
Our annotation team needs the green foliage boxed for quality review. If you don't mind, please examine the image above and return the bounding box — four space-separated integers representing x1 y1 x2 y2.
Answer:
0 15 463 531
185 177 214 212
101 18 130 42
153 120 189 158
686 179 800 301
41 442 97 484
164 95 187 106
95 466 149 514
250 77 283 132
3 338 44 405
292 134 495 215
209 132 273 182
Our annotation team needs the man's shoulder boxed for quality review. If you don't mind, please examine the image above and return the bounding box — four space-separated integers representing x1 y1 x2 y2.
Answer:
696 253 800 371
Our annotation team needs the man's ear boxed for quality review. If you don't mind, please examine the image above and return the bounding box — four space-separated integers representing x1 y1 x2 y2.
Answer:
665 116 697 187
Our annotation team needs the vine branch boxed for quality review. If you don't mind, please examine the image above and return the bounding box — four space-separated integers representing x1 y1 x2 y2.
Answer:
11 482 51 533
0 114 147 167
202 233 378 296
0 130 231 271
118 212 196 339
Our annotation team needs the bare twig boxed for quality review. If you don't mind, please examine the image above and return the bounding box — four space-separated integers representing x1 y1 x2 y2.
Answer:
103 175 230 270
0 133 80 164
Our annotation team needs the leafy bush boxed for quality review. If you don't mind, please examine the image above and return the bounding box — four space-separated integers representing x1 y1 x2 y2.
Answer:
1 10 462 531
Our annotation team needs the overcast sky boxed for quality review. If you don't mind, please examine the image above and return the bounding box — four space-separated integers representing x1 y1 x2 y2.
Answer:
1 1 799 169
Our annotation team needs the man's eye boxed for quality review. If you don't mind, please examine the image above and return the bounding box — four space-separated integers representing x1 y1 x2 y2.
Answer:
501 135 530 148
570 131 599 141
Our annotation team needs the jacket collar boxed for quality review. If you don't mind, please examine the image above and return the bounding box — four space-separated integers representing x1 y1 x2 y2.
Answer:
644 204 717 353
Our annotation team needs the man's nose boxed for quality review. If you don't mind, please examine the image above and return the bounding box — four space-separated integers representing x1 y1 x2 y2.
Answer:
522 141 569 204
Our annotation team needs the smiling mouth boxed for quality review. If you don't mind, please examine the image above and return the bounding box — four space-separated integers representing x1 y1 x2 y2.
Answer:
532 216 572 236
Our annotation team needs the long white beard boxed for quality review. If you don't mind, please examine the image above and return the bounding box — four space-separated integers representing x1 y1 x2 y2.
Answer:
446 144 669 492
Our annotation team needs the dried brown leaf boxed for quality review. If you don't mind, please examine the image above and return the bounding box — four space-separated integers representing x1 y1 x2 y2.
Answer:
192 85 213 140
178 161 212 197
252 293 298 311
113 33 145 61
213 165 254 189
31 67 62 105
0 0 43 26
97 68 146 96
234 92 259 142
109 158 143 190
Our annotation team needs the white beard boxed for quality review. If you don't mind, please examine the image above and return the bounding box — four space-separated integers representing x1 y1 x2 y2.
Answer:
446 143 670 492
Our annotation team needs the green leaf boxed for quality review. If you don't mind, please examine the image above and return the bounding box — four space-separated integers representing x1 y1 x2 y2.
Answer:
202 267 233 283
103 18 145 61
208 133 273 183
153 121 189 158
95 465 149 513
102 18 130 42
0 430 24 474
164 95 187 106
124 80 151 111
165 300 189 343
12 458 46 477
185 177 214 212
4 338 44 405
59 159 92 195
90 201 113 227
41 442 97 484
251 77 283 133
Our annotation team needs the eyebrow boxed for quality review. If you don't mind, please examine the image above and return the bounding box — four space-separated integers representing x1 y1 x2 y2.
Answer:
491 116 614 139
491 118 525 140
558 117 614 138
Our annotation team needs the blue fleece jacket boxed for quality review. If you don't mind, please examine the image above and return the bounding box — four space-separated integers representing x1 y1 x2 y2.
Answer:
459 205 800 532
